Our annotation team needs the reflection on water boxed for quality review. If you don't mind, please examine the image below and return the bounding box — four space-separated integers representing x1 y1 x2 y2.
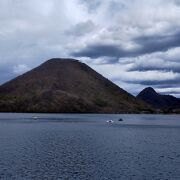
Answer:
0 113 180 179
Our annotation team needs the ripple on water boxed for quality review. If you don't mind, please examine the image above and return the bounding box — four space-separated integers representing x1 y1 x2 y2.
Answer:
0 114 180 179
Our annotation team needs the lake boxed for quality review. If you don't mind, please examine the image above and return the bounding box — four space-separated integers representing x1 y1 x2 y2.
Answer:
0 113 180 180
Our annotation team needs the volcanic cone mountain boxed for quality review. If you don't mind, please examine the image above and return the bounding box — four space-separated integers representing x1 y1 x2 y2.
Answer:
0 58 153 113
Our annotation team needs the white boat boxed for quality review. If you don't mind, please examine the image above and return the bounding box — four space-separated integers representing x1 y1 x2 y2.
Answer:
33 116 38 120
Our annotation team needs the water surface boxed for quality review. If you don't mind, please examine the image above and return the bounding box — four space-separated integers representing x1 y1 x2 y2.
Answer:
0 113 180 179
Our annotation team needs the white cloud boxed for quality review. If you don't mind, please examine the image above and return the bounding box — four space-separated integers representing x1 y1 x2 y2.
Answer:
0 0 180 96
13 64 30 75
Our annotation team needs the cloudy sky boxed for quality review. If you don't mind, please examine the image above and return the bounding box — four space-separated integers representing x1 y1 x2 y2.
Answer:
0 0 180 97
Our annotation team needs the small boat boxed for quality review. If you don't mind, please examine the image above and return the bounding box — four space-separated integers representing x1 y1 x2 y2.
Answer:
118 118 123 122
106 120 114 123
33 116 38 120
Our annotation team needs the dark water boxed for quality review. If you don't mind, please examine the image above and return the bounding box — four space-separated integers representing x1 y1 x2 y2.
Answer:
0 114 180 180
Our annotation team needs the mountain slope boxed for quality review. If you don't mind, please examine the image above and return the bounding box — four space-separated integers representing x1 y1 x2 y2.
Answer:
137 87 180 111
0 58 153 113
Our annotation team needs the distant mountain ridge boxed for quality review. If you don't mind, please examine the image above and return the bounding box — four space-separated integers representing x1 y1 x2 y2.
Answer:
137 87 180 112
0 58 153 113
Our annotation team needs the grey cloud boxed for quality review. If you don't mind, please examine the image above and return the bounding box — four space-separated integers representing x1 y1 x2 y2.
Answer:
173 0 180 5
80 0 101 12
125 78 180 86
71 31 180 59
154 84 180 89
134 32 180 55
0 65 15 84
71 44 134 58
128 64 180 73
161 91 180 96
65 20 96 36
